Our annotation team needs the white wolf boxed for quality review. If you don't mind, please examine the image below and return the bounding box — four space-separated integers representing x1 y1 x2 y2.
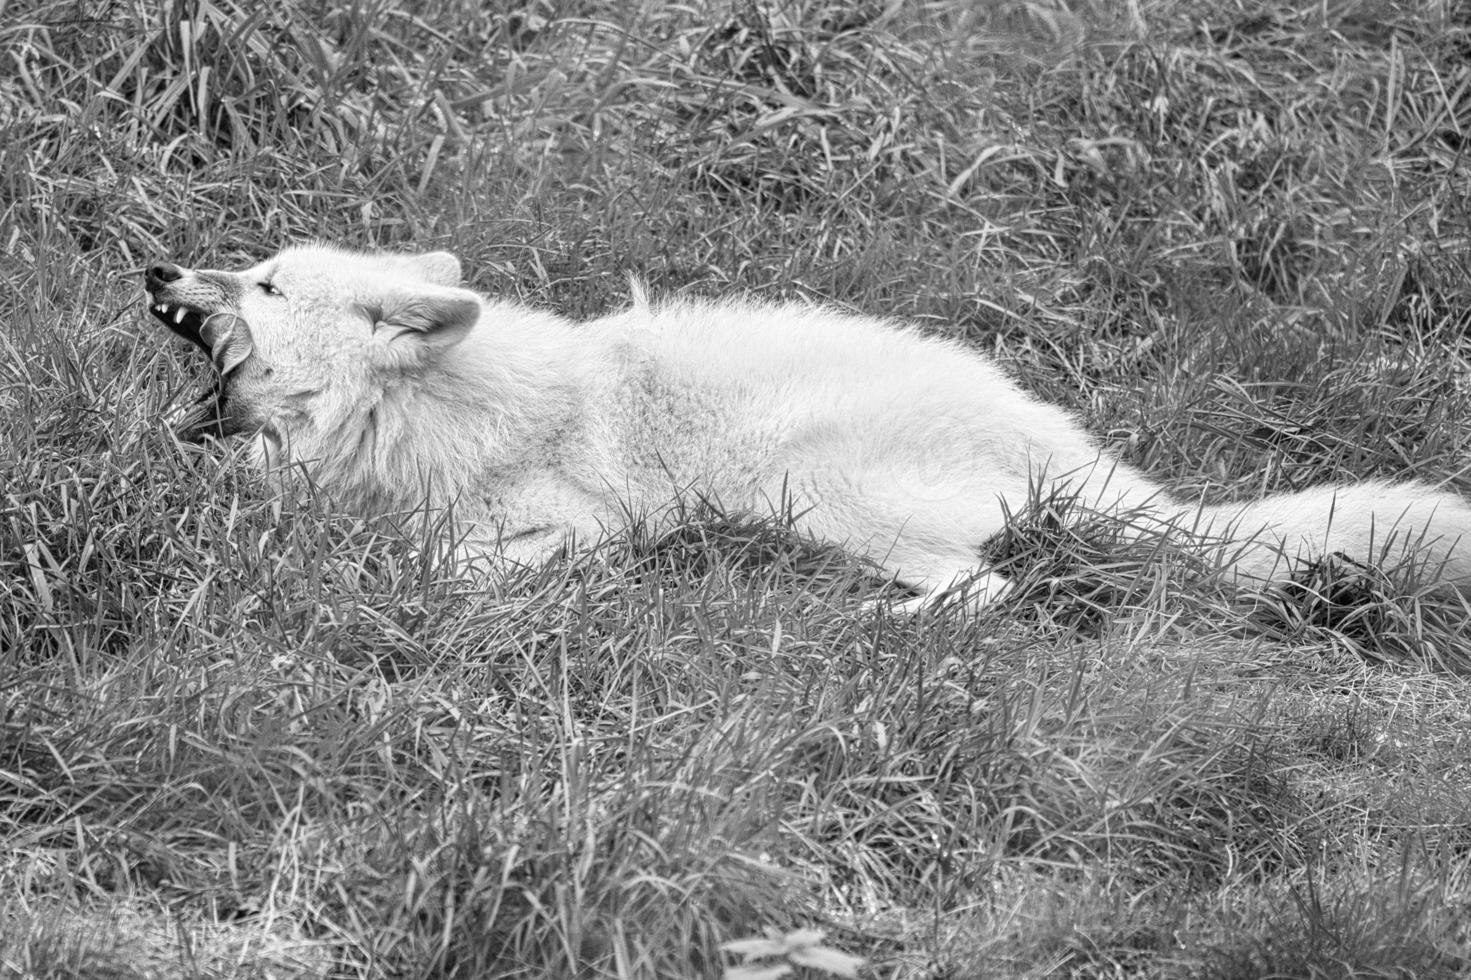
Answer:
143 245 1471 608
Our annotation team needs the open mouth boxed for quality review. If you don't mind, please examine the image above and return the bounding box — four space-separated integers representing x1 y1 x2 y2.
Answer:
149 299 210 342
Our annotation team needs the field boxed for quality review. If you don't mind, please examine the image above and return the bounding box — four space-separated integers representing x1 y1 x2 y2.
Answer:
5 0 1471 976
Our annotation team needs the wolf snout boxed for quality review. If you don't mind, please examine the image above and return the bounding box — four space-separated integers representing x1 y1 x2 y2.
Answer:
145 261 184 290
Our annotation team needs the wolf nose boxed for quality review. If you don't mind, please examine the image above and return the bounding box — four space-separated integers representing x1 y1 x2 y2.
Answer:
146 262 183 289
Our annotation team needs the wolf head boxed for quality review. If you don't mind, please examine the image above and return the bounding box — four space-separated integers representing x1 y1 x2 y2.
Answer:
143 245 481 471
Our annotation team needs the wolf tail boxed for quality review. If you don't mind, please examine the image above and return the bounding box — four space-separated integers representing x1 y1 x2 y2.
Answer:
1187 479 1471 592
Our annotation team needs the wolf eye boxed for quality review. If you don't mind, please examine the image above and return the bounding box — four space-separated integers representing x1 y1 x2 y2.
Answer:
259 281 282 296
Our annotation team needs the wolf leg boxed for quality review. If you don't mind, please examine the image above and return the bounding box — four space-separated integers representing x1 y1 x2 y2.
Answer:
858 537 1009 614
882 570 1009 615
779 468 1014 614
494 526 577 568
456 511 607 573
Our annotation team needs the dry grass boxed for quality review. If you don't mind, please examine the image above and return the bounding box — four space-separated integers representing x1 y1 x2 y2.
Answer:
5 0 1471 976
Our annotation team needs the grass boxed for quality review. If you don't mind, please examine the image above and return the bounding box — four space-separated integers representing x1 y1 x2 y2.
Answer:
4 0 1471 976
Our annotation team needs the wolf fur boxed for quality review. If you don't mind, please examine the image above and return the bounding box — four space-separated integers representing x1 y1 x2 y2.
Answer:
142 245 1471 607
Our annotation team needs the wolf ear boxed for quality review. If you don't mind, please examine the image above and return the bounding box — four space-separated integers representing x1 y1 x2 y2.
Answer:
369 285 480 356
409 251 462 286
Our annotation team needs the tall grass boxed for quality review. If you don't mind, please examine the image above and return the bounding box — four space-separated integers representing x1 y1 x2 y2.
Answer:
4 0 1471 976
